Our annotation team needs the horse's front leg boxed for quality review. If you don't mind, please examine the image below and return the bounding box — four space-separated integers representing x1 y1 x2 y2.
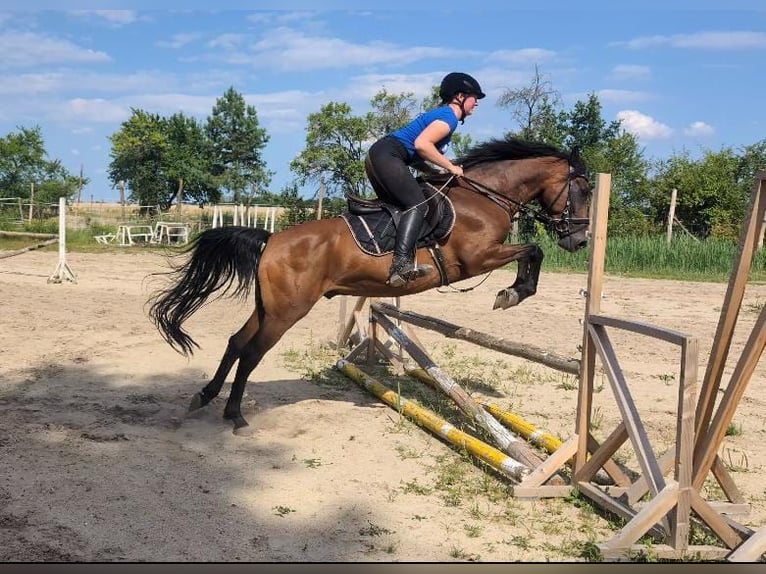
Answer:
491 243 544 310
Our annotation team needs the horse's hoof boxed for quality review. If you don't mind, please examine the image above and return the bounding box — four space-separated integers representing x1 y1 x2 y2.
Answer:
493 288 520 310
232 422 254 437
188 393 205 412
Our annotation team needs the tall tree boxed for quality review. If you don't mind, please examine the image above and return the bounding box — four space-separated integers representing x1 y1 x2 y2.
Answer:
498 65 564 143
290 101 371 198
164 113 219 207
205 87 272 204
368 89 418 139
0 126 80 201
108 109 169 209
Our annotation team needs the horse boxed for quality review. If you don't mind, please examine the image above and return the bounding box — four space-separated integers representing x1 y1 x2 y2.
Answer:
148 137 592 435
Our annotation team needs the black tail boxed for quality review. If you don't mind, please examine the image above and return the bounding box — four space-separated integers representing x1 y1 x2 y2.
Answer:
148 226 271 356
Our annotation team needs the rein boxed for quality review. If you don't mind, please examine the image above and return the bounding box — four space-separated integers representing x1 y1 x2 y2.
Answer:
457 167 589 237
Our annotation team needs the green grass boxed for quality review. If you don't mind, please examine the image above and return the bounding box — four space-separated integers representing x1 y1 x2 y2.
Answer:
532 232 766 283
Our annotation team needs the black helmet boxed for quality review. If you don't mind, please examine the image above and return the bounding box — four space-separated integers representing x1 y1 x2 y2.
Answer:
439 72 486 102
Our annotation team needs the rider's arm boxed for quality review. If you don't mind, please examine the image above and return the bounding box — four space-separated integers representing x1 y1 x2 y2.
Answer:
414 120 463 177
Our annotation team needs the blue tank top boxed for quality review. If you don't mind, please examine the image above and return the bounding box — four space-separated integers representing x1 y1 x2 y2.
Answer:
390 106 459 163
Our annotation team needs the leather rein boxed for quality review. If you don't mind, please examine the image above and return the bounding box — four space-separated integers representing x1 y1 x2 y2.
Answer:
441 164 590 238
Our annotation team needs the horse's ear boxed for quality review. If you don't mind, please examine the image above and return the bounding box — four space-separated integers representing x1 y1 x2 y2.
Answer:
570 146 581 163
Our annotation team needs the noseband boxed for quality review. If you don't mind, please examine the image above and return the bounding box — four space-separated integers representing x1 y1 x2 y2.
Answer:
547 166 590 238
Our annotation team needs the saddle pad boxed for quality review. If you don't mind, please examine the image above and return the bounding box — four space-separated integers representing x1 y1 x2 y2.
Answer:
341 196 455 256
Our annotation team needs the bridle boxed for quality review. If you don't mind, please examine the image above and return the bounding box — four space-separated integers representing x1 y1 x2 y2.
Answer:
456 161 590 239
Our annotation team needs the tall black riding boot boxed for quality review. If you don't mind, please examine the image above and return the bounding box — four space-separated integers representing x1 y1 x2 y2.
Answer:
387 208 433 287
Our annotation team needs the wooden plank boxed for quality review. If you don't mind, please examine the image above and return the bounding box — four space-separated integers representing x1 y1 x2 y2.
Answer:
587 433 633 487
689 489 744 549
337 296 368 349
374 302 580 375
574 423 627 483
577 481 667 540
516 435 578 489
669 336 698 551
712 456 746 505
590 313 693 346
575 173 611 473
598 482 679 552
727 526 766 562
589 323 665 496
695 175 766 448
625 450 675 505
694 302 766 490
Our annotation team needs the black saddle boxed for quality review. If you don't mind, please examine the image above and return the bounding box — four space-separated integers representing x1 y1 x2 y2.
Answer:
341 179 455 256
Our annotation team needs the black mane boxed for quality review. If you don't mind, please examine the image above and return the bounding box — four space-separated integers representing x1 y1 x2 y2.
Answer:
457 137 583 172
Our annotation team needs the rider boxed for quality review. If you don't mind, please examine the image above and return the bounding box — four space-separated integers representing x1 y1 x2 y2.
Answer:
364 72 485 287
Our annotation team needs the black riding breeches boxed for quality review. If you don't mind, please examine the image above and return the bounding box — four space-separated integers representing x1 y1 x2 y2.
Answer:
365 136 428 214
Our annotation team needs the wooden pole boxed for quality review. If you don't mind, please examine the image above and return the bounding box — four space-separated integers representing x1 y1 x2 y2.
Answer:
666 187 677 244
119 180 126 220
47 197 76 284
575 172 610 474
317 178 325 220
28 183 34 223
337 359 531 482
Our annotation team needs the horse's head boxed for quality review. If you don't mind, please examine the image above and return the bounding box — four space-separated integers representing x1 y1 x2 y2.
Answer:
455 138 591 253
537 147 591 253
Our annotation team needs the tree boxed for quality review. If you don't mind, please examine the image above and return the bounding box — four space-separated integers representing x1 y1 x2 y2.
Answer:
108 109 169 209
205 87 272 204
498 65 564 144
368 89 418 139
651 148 745 239
0 126 81 202
290 101 372 198
108 110 221 210
163 113 219 207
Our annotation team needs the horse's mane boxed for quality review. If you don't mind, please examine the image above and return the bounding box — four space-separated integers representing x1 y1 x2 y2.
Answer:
457 137 583 173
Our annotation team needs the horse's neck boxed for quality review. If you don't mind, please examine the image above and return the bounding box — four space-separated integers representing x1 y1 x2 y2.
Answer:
463 162 537 206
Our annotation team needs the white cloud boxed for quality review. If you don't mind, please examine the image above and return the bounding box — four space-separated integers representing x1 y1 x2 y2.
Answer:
684 121 715 137
611 64 651 81
488 48 557 65
616 110 673 140
208 33 247 50
0 32 110 68
0 70 177 96
64 98 130 123
614 31 766 50
70 10 138 25
207 27 463 71
157 33 202 49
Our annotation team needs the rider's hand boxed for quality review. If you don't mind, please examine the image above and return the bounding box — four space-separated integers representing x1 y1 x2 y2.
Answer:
449 165 464 178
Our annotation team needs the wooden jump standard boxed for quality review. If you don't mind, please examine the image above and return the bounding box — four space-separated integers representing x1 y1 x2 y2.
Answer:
337 173 766 561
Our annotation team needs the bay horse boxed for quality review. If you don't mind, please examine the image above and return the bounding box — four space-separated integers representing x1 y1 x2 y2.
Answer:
148 137 592 434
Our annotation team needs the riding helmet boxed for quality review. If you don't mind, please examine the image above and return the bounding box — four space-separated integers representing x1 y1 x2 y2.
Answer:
439 72 486 102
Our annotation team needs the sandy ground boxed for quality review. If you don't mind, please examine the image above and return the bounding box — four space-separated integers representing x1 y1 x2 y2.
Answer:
2 248 766 563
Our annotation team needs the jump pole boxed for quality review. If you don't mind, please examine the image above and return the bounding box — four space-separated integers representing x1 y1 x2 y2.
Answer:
337 359 531 482
48 196 77 284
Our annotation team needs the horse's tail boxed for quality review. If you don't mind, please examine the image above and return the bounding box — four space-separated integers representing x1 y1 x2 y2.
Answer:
148 226 271 357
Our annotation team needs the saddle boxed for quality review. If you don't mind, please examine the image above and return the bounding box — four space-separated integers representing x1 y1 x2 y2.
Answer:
340 179 456 257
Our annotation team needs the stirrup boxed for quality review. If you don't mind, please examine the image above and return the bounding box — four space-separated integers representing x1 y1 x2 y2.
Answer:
387 257 434 287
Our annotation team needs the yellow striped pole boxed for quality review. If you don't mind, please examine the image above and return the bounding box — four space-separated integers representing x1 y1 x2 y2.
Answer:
406 367 563 453
337 359 530 483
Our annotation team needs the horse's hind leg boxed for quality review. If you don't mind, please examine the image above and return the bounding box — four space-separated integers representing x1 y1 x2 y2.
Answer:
188 309 260 412
222 315 299 435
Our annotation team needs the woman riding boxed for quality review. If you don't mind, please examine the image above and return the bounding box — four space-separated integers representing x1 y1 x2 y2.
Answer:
364 72 485 287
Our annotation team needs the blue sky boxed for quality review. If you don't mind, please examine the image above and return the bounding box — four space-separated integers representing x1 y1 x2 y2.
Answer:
1 6 764 202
